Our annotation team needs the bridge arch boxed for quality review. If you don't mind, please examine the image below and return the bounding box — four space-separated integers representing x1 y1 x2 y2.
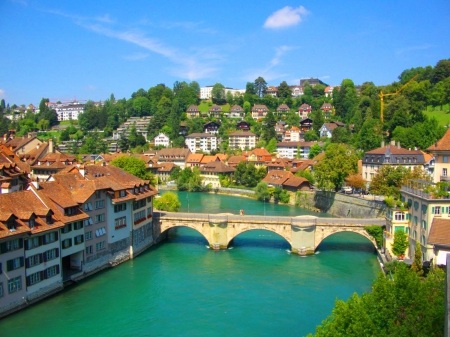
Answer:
314 228 377 251
226 226 292 248
158 220 211 246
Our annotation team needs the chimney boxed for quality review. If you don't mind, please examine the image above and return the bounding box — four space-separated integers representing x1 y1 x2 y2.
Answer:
397 141 401 148
78 164 85 177
49 138 54 153
390 140 395 146
381 140 385 147
30 178 39 189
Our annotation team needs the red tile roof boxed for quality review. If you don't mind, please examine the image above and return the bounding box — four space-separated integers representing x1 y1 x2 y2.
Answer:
428 218 450 246
427 128 450 152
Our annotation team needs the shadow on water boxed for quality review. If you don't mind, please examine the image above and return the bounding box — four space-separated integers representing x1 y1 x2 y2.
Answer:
316 232 376 253
166 227 208 246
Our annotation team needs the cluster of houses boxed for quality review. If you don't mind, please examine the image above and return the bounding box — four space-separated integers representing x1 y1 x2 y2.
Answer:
0 135 159 317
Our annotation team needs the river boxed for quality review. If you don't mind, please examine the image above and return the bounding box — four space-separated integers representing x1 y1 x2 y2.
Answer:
0 191 380 336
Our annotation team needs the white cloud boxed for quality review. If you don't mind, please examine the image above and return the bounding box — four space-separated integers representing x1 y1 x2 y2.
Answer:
123 52 150 61
0 89 5 99
395 44 432 55
320 75 330 79
264 6 310 29
85 85 97 91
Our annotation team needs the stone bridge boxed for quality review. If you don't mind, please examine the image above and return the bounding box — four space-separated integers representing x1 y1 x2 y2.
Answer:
153 212 385 255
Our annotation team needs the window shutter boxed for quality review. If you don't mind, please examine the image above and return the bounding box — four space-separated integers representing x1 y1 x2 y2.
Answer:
43 252 48 262
0 242 6 254
43 235 47 245
446 207 449 213
25 240 30 250
39 253 43 263
432 207 435 213
55 249 59 258
19 239 23 248
26 276 31 287
7 260 12 272
40 271 44 280
19 257 24 268
442 207 445 213
26 257 30 268
55 232 58 240
56 265 60 275
44 269 48 279
39 236 43 246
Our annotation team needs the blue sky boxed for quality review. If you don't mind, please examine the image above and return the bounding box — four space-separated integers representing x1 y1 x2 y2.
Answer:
1 0 449 106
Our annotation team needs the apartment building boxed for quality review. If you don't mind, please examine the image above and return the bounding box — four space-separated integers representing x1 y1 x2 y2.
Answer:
228 131 257 150
185 133 217 154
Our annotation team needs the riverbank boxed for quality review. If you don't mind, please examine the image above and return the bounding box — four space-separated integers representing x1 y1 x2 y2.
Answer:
160 185 387 219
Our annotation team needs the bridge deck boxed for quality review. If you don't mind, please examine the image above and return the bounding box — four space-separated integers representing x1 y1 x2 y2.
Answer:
154 212 385 226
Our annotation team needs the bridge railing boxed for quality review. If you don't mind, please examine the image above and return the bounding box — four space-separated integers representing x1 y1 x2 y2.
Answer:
154 212 385 226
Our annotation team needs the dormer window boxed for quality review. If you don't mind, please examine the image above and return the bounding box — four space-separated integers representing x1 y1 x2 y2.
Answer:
46 214 53 224
119 190 126 198
29 218 35 229
7 219 16 231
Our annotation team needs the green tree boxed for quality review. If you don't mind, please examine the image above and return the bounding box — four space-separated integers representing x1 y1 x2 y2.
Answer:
110 155 154 181
211 83 226 104
314 143 359 191
308 143 322 159
411 241 423 275
331 126 351 144
266 138 277 153
334 79 358 122
285 110 300 127
262 111 277 142
392 230 408 257
304 130 319 142
431 58 450 84
308 264 445 337
154 192 181 212
255 182 270 201
277 81 292 100
254 76 267 97
311 109 325 137
370 166 430 197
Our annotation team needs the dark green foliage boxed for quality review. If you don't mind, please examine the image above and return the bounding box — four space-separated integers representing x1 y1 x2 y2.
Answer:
277 81 292 99
364 225 383 248
262 111 276 142
308 264 445 337
255 182 270 201
392 230 408 257
110 155 154 182
254 77 267 97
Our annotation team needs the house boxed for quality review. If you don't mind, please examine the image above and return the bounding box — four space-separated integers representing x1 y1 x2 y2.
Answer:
299 118 313 132
362 141 426 183
320 102 333 113
0 190 65 317
179 122 188 136
228 105 245 119
208 105 222 119
226 155 245 168
236 120 250 132
262 170 310 191
426 128 450 183
186 153 204 167
267 158 292 171
251 105 269 120
157 162 176 182
385 179 450 266
228 131 257 150
318 121 350 138
298 104 311 119
324 86 335 98
203 121 221 134
200 161 235 188
265 86 278 97
3 135 43 157
284 126 302 142
290 86 303 97
275 122 286 141
31 150 77 181
243 148 272 167
50 101 85 121
277 104 290 116
0 145 30 193
154 133 170 148
186 105 201 119
157 148 190 169
277 141 320 159
185 133 218 154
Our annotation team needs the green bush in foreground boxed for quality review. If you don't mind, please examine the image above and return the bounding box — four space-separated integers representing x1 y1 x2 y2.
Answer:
307 263 445 337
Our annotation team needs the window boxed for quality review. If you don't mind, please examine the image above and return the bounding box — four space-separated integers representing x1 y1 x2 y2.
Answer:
84 202 93 211
421 235 426 245
45 265 60 278
0 283 3 297
44 232 57 244
96 241 106 251
74 235 84 245
413 216 418 226
95 191 101 199
85 231 93 241
0 238 23 253
444 156 449 163
7 257 24 271
27 253 42 267
44 248 59 261
46 214 53 224
114 203 127 213
133 199 146 210
26 236 42 250
29 218 35 229
95 200 105 209
394 212 405 221
27 271 43 286
73 221 84 230
115 217 127 229
8 276 21 293
62 239 72 249
85 217 93 226
421 221 427 230
119 190 126 197
86 245 93 255
443 168 448 177
95 227 106 237
61 223 72 234
433 206 440 215
95 214 105 223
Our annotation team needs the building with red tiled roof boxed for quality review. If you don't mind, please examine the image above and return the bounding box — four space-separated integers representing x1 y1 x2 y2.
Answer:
186 153 204 167
251 105 269 120
262 170 310 191
428 218 450 265
31 151 77 181
277 104 290 115
427 128 450 183
264 86 278 97
226 155 245 167
298 104 311 119
243 148 272 167
186 105 200 119
228 105 245 119
208 105 222 119
200 161 235 188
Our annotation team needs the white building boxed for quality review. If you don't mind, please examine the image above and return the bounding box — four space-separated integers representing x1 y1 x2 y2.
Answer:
185 133 217 154
154 133 170 148
228 131 257 150
49 102 85 122
277 141 320 159
200 86 245 100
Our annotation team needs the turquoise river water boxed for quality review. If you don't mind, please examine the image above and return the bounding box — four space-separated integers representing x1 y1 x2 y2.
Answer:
0 192 381 336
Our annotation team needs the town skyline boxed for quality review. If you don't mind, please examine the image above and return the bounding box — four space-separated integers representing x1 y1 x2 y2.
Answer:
1 0 449 105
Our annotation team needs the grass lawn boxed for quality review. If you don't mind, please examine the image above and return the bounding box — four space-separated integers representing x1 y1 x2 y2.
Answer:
37 131 60 140
198 100 230 113
424 104 450 127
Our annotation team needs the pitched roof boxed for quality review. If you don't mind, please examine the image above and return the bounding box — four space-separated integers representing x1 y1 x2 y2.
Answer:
186 153 204 163
227 155 245 166
158 162 175 172
283 176 310 188
230 105 244 112
200 161 235 174
365 145 423 156
428 218 450 246
427 128 450 152
252 104 268 111
229 131 256 137
277 104 290 110
262 170 293 185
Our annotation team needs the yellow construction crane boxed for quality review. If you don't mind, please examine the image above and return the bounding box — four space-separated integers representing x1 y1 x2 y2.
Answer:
379 74 418 122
